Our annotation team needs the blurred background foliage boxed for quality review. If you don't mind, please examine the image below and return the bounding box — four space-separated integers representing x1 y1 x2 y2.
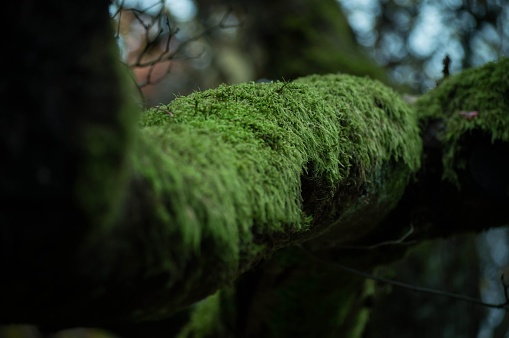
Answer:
3 0 508 337
109 0 508 105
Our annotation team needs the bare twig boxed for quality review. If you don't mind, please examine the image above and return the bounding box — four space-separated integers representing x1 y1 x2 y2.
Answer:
501 273 509 304
111 1 241 90
336 224 417 250
442 54 451 78
275 78 290 94
297 244 509 310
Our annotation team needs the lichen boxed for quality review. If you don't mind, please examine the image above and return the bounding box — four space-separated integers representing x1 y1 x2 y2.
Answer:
415 57 509 185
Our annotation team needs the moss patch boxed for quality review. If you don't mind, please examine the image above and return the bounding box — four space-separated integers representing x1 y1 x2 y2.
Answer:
415 58 509 186
176 290 231 338
112 73 424 321
134 74 421 282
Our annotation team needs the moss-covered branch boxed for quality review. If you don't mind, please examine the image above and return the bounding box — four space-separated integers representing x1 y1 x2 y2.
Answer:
77 74 421 325
166 59 509 338
2 39 422 327
379 58 509 242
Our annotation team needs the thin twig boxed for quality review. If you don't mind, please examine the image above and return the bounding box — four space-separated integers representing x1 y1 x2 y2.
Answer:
113 2 241 89
297 244 509 310
336 224 417 250
502 273 509 303
275 79 290 94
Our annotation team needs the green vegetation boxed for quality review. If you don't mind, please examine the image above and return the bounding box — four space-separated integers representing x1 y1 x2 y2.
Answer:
415 58 509 185
125 73 422 320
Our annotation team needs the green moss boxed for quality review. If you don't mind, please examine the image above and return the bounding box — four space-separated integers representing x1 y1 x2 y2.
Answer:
135 74 421 276
118 73 423 320
295 75 421 172
132 125 258 270
295 75 421 242
176 291 231 338
415 58 509 185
